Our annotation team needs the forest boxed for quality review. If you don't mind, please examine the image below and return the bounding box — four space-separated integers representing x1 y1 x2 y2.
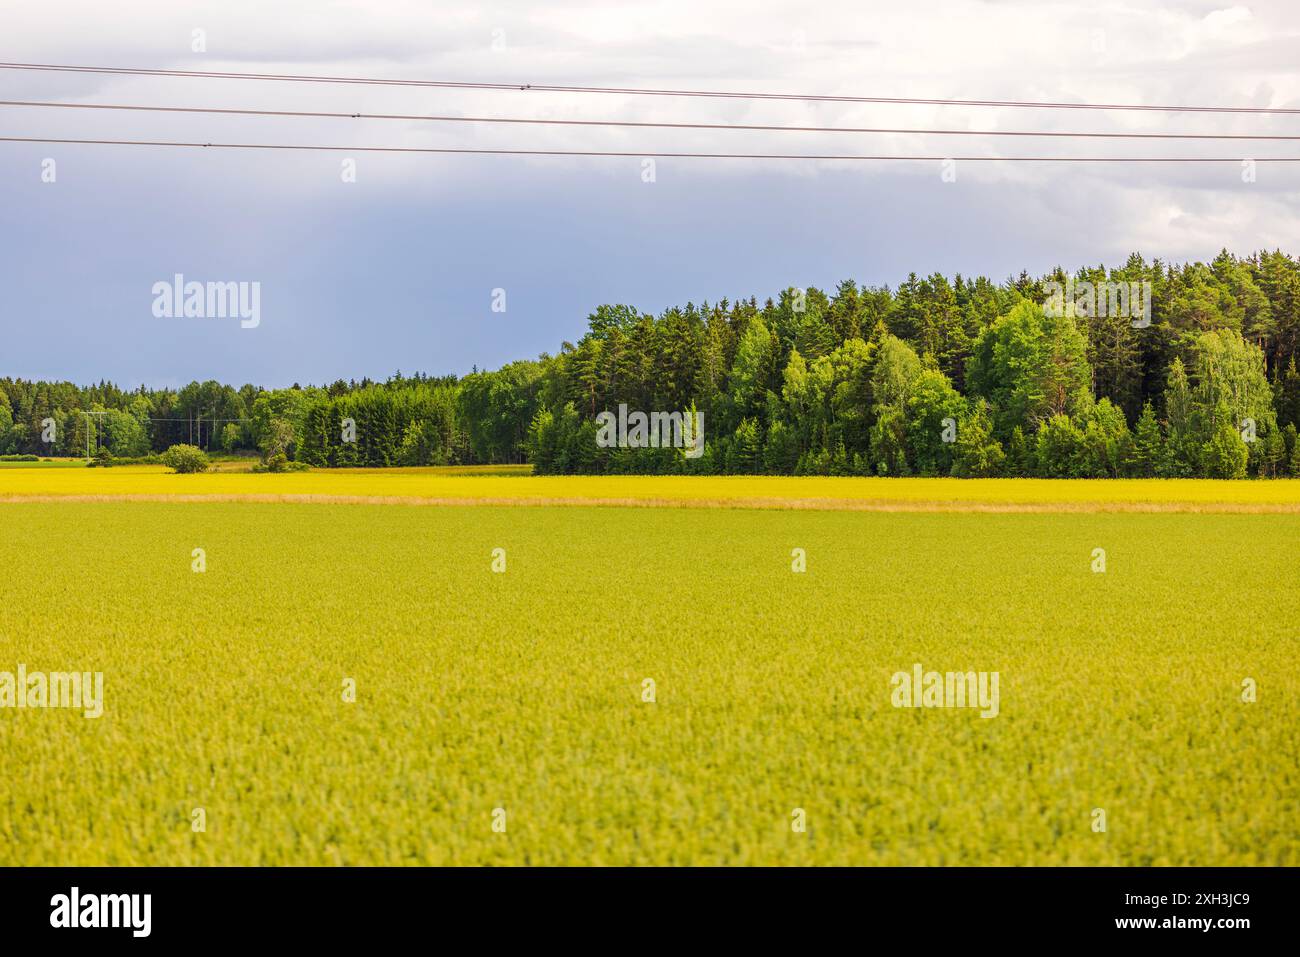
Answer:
5 249 1300 479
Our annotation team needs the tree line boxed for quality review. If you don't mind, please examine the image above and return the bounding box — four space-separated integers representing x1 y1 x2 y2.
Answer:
5 249 1300 478
521 249 1300 478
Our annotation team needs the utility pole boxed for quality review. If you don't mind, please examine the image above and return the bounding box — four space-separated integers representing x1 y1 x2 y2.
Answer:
80 411 107 462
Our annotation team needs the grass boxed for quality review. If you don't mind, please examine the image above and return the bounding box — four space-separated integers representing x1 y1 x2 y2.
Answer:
0 494 1295 865
0 458 86 469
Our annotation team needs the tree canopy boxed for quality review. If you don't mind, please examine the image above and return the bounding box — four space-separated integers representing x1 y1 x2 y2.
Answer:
6 249 1300 479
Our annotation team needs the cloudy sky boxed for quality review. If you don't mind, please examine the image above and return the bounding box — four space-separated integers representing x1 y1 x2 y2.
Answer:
2 0 1298 387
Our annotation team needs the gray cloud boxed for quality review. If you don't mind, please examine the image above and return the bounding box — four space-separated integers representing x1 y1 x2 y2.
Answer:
3 0 1298 385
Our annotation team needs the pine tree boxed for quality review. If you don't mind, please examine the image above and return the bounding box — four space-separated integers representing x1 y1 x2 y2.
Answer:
1278 356 1300 429
763 419 797 474
1162 357 1196 476
1006 426 1031 477
732 418 762 474
1132 402 1164 478
1261 427 1285 478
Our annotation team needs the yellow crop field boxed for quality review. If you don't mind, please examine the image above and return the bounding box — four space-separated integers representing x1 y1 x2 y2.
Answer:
1 469 1296 865
6 465 1300 511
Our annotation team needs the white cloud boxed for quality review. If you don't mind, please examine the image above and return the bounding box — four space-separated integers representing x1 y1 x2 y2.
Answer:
5 0 1300 384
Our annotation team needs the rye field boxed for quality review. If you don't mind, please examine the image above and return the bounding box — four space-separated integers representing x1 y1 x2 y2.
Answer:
0 467 1297 865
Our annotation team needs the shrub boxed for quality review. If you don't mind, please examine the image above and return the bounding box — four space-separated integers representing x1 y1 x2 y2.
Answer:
88 447 113 468
160 444 210 474
251 454 309 474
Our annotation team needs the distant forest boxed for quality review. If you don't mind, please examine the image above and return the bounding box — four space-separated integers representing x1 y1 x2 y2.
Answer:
6 249 1300 479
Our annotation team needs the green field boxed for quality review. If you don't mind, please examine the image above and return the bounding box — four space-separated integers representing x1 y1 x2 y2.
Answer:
0 459 86 469
1 498 1295 865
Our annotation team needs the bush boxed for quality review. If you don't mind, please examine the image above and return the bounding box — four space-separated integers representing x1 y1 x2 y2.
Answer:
160 444 210 474
88 447 113 468
108 453 163 466
251 454 309 474
0 454 39 462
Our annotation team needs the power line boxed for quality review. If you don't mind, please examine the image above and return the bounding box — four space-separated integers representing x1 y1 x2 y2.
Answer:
2 136 1295 161
1 61 1297 115
5 99 1299 140
65 415 250 422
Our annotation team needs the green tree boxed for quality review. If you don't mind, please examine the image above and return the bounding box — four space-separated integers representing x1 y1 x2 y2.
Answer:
1035 414 1085 477
731 418 763 474
1131 402 1163 478
763 419 798 473
161 444 209 473
1161 357 1196 477
259 417 296 464
950 401 1005 477
967 301 1092 438
102 408 150 457
1005 425 1032 476
1200 402 1249 478
220 422 242 453
1078 399 1134 478
729 317 778 421
906 367 966 476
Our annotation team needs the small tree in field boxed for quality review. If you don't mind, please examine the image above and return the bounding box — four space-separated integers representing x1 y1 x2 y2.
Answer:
161 444 210 474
